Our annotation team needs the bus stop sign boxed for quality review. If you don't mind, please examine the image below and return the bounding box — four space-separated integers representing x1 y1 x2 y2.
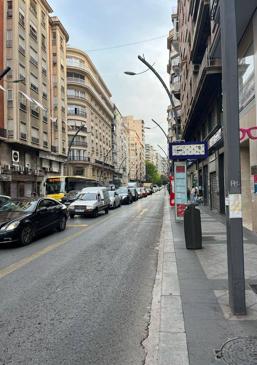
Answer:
169 141 208 160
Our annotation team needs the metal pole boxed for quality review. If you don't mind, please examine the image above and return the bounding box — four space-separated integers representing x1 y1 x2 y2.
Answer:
220 0 246 315
151 119 169 142
138 56 179 140
99 147 113 182
0 66 11 80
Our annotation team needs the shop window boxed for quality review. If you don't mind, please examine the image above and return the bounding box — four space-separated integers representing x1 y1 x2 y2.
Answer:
238 43 255 111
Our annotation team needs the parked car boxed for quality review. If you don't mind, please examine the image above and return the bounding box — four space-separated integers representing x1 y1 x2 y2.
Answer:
69 187 110 218
129 187 139 201
61 190 80 206
136 188 143 199
0 195 11 208
109 190 121 208
140 187 148 198
116 187 133 205
0 198 68 246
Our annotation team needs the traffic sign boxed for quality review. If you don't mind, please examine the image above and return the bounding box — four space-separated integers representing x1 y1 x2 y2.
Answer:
169 141 208 160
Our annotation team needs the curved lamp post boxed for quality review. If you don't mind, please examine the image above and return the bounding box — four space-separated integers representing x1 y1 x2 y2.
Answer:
99 147 113 183
124 55 179 140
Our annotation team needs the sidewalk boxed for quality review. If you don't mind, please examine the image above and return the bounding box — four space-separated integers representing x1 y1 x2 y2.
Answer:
144 200 257 365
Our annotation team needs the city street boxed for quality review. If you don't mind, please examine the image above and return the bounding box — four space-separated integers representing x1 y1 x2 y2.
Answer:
0 192 164 365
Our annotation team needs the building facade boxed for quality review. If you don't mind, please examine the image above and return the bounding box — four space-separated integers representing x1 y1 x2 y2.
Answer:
177 0 257 231
167 17 182 141
113 106 129 186
0 0 68 198
124 116 145 182
66 48 114 184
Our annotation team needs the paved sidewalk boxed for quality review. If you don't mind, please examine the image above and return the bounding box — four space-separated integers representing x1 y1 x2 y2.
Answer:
144 200 257 365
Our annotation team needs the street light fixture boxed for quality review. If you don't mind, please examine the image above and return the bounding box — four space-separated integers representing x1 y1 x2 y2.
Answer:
124 55 179 140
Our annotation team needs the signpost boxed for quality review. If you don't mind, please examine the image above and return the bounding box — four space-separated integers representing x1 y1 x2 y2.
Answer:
174 162 187 222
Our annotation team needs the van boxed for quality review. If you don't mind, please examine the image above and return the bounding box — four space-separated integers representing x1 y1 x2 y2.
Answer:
68 187 110 218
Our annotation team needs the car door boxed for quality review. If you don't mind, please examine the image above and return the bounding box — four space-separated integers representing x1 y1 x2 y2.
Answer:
44 199 61 227
35 199 50 231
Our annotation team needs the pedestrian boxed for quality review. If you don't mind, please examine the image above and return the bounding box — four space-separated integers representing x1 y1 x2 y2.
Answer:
190 186 196 203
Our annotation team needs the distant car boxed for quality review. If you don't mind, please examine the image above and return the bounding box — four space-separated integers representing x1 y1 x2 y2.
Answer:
61 190 80 206
116 187 133 205
129 187 139 201
0 198 68 246
109 191 121 208
140 188 148 198
0 195 11 208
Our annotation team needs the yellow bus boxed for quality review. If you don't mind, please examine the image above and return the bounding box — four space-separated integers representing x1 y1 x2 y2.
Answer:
45 176 101 200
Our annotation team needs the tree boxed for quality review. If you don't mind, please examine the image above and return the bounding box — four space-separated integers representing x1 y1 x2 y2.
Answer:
145 161 161 185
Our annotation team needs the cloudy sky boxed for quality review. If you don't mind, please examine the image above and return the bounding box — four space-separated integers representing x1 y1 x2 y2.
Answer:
49 0 176 156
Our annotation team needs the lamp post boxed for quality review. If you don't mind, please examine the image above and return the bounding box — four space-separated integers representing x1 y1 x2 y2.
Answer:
220 0 246 315
124 55 179 140
99 147 113 183
0 67 11 80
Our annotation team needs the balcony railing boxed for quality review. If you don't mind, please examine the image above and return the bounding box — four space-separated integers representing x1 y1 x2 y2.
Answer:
69 156 90 162
70 141 88 147
68 111 87 118
67 77 85 85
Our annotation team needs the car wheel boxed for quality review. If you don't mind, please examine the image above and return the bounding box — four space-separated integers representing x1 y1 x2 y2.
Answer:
113 202 116 209
105 208 109 214
20 225 34 246
93 209 98 218
57 216 66 232
70 214 75 219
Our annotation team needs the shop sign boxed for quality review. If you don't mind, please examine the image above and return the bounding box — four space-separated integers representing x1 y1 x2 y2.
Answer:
208 128 222 149
174 161 187 221
169 141 208 160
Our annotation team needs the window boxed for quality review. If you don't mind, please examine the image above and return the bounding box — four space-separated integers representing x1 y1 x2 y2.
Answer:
42 58 47 75
6 30 12 47
41 11 46 28
29 23 37 41
30 0 37 16
31 127 39 144
7 1 12 17
19 9 25 27
19 63 25 80
43 132 48 147
60 37 64 50
52 31 56 46
41 34 46 51
19 92 27 111
42 83 47 99
67 57 85 68
68 105 86 117
7 89 13 101
31 103 39 118
30 73 38 93
18 35 25 54
30 47 38 66
67 88 85 99
20 122 27 140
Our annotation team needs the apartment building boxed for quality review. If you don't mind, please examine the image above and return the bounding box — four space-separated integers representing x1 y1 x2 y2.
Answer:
113 106 129 186
66 48 114 184
145 143 157 165
145 143 168 176
124 116 145 182
0 0 69 197
177 0 257 231
167 16 182 141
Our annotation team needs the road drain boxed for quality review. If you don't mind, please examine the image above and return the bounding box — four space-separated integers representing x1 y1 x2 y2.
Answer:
215 337 257 364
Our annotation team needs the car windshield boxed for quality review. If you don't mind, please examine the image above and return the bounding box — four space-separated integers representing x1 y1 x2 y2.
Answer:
117 188 127 194
0 200 37 212
78 193 97 201
65 191 79 199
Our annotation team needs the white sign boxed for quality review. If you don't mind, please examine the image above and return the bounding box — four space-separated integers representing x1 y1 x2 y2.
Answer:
208 128 222 149
229 194 242 218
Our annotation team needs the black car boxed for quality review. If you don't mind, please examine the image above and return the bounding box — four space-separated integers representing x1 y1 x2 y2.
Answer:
129 187 139 201
0 198 68 246
61 190 80 206
116 187 133 204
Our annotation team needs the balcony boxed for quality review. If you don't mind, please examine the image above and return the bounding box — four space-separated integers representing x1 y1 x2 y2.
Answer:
191 0 211 64
70 141 88 148
31 137 39 145
68 110 87 118
67 77 85 85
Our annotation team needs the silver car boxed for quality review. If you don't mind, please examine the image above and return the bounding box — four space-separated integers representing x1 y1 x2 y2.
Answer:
109 191 121 209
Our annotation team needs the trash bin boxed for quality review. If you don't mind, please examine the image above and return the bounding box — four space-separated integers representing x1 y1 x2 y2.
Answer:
184 204 202 249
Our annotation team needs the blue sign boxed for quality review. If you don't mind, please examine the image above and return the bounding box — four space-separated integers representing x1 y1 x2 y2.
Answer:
169 141 208 160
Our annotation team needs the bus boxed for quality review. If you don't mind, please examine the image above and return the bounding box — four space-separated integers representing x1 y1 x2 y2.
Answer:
45 176 101 200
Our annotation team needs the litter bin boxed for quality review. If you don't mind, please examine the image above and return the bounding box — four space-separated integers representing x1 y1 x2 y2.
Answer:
184 204 202 249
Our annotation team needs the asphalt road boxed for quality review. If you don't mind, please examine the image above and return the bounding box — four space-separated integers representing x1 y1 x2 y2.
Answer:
0 191 164 365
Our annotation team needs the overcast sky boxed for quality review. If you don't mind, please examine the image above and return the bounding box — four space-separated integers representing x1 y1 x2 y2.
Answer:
50 0 177 157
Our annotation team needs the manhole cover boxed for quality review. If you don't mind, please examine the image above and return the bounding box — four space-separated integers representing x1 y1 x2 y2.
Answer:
215 337 257 364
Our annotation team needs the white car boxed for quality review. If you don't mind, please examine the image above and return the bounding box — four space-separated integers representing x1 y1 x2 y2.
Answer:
68 187 110 218
109 191 121 208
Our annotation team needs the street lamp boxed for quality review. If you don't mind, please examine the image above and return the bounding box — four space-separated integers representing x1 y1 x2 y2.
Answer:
124 55 179 140
65 122 88 162
99 147 113 183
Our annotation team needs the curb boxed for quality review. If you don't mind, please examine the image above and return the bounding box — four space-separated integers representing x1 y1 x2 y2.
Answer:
143 202 189 365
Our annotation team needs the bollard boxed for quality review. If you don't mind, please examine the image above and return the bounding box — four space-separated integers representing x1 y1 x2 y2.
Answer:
184 204 202 249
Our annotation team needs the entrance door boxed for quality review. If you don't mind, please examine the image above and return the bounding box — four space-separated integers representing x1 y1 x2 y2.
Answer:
210 172 218 210
219 154 225 214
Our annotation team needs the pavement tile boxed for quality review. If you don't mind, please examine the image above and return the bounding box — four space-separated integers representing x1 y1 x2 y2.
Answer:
160 295 185 333
159 332 189 365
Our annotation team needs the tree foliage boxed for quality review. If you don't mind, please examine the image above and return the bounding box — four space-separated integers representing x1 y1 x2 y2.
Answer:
145 161 165 185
